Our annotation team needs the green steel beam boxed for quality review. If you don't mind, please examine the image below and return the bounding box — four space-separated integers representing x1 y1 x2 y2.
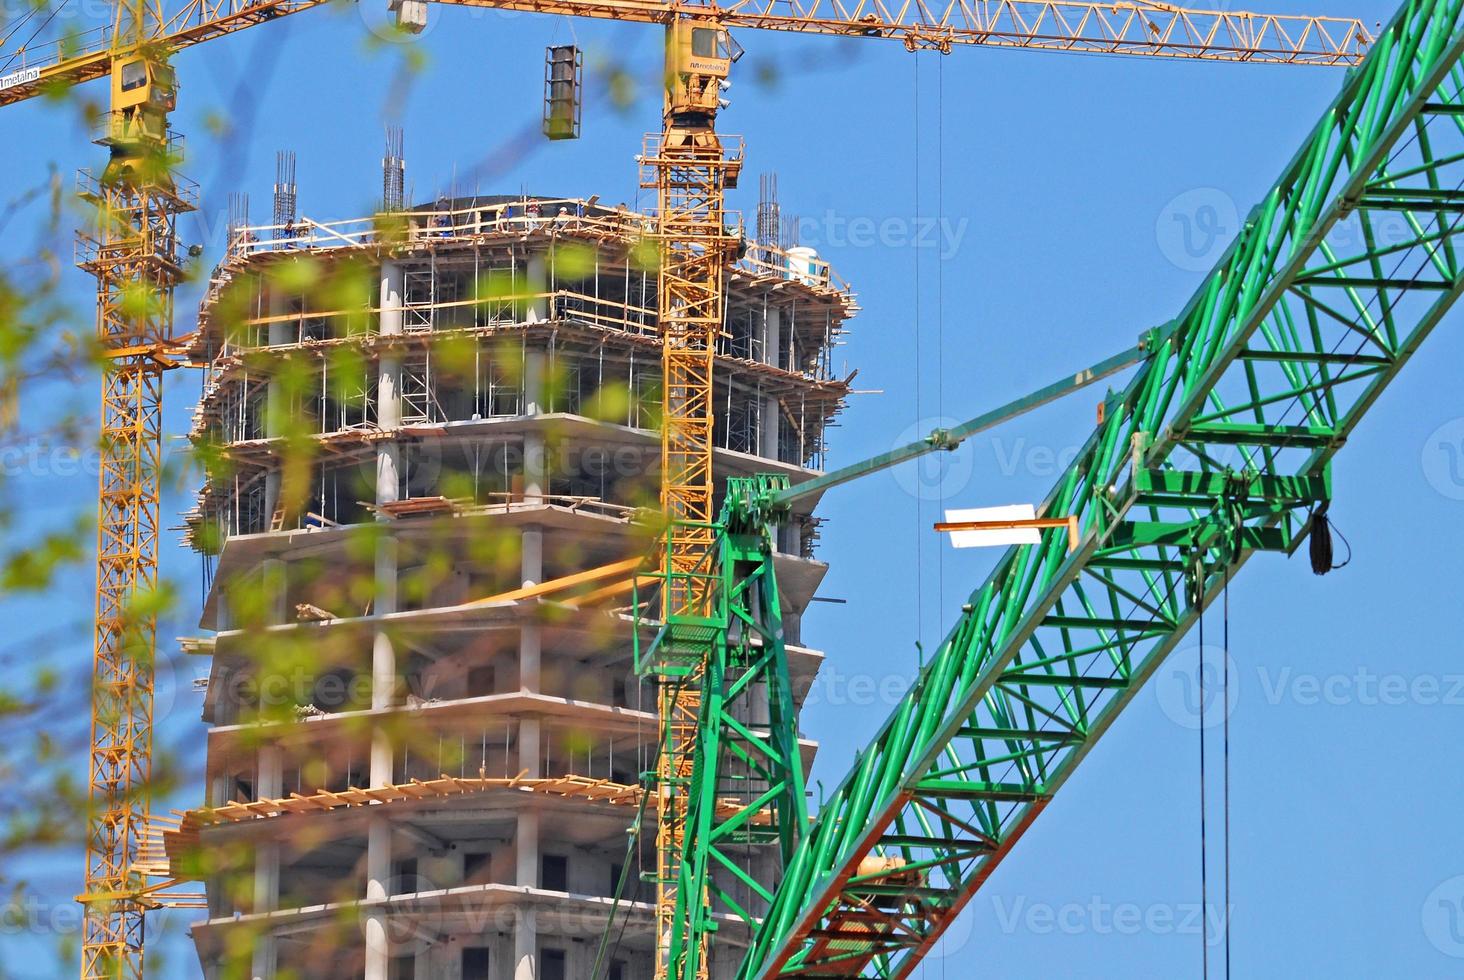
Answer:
738 0 1464 973
763 338 1163 514
647 476 809 978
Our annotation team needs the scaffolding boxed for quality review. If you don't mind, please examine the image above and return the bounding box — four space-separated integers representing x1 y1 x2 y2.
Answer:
185 197 854 551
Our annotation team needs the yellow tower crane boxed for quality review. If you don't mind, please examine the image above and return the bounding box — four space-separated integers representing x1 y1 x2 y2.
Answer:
0 2 1371 977
75 9 193 980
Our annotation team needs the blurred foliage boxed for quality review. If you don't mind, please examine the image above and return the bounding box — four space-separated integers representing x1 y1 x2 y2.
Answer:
0 4 855 972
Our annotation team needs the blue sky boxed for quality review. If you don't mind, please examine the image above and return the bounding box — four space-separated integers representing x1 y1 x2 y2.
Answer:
6 0 1464 975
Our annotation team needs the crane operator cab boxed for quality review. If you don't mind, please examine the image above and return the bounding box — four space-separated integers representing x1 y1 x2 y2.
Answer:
665 20 742 122
106 56 176 151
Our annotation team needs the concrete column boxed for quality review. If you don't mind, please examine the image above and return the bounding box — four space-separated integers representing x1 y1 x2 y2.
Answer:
371 535 399 775
522 431 545 503
521 526 543 590
365 259 405 980
372 260 404 775
526 253 548 325
761 305 783 469
380 261 405 338
515 810 540 887
520 528 543 671
263 291 291 523
261 557 286 627
251 745 283 979
519 523 543 766
523 348 547 502
514 810 540 980
378 362 403 438
514 909 538 980
524 349 546 414
762 303 782 371
515 520 543 979
379 260 405 492
363 815 393 980
255 742 283 804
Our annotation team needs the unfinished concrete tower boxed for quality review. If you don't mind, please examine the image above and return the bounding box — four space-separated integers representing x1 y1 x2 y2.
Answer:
174 195 855 979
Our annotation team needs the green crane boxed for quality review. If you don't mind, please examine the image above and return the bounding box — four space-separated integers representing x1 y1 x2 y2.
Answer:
638 0 1464 973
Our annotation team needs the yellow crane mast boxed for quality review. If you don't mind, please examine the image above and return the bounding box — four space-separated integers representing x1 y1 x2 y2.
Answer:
0 2 1370 978
641 21 743 974
74 5 195 977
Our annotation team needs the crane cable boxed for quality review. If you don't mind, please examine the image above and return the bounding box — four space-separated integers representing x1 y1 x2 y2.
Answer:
936 51 945 623
0 0 69 74
1197 602 1209 980
1222 569 1231 980
936 51 946 980
0 6 39 51
1197 568 1234 980
913 39 924 667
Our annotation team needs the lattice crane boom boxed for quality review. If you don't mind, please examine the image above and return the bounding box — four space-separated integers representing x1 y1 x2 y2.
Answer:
742 0 1464 971
0 0 328 106
1 0 1371 109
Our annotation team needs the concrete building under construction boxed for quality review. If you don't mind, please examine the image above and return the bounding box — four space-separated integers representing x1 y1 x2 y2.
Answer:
173 194 857 979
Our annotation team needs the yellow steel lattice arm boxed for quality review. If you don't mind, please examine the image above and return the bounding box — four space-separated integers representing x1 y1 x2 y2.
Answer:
0 0 330 105
1 0 1370 108
436 0 1372 59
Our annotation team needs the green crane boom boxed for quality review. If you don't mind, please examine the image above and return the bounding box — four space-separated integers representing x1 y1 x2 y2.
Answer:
718 0 1464 973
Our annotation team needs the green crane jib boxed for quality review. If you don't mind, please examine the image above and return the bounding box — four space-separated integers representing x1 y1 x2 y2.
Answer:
648 0 1464 974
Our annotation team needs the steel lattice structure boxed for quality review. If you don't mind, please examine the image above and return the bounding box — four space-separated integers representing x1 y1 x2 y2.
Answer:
636 475 810 980
0 0 1370 109
641 98 746 975
736 0 1464 971
74 5 196 973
